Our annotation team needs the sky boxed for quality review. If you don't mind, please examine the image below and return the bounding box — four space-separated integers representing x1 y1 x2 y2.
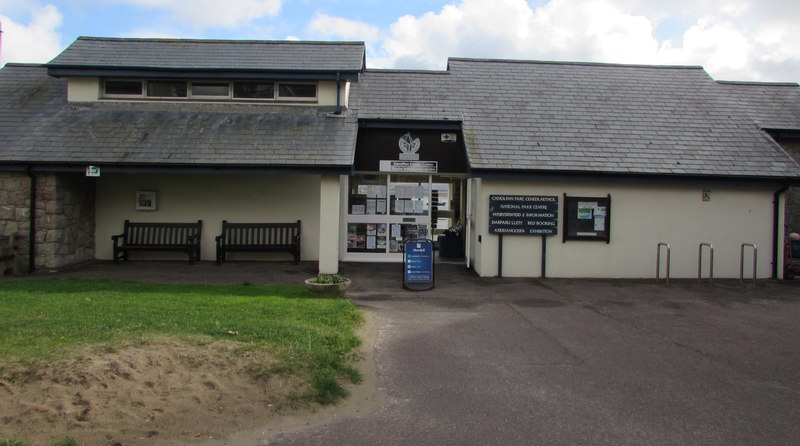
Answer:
0 0 798 82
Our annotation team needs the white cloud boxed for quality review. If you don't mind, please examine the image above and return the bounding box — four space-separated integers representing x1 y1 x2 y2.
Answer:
352 0 800 81
0 5 63 65
307 12 379 41
117 0 282 30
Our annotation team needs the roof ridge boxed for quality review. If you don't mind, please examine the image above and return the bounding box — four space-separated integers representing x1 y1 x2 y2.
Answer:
76 36 366 46
717 80 800 88
447 57 704 71
1 63 46 68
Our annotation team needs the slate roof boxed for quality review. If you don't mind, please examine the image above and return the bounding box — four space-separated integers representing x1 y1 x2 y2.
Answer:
0 64 356 169
48 37 366 74
716 81 800 131
349 59 799 178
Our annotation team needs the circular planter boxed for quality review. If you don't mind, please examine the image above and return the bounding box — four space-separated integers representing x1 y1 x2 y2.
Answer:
304 278 352 297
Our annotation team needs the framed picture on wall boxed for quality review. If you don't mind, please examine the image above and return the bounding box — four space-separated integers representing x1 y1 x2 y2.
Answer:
136 190 157 211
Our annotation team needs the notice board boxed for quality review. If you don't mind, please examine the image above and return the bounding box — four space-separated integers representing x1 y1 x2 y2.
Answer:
562 194 611 243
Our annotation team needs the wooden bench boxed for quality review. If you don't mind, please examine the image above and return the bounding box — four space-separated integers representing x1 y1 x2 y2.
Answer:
112 220 202 264
215 220 301 265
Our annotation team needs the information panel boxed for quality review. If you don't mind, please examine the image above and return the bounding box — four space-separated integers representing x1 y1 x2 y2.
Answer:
403 239 434 291
562 194 611 242
488 195 559 235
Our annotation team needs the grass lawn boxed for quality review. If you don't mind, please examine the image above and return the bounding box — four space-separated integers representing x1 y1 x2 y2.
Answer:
0 278 364 405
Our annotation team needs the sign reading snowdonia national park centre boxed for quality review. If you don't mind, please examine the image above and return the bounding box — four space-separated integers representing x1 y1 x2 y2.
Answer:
489 195 559 235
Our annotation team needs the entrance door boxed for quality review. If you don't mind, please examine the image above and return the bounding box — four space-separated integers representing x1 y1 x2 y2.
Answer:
343 174 432 261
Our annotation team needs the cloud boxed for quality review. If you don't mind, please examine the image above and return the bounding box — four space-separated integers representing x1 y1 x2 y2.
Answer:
346 0 799 81
117 0 282 30
0 5 63 65
307 12 379 41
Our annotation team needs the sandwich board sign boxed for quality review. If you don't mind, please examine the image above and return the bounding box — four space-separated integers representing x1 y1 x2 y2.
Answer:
403 239 434 291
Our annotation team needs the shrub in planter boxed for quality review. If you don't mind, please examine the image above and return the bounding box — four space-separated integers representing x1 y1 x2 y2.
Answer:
305 274 352 297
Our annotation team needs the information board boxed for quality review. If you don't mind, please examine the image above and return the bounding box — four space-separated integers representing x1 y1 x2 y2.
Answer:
562 194 611 242
403 239 434 291
488 195 559 235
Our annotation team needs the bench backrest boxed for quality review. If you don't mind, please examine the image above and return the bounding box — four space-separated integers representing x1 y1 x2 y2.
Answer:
221 220 300 247
124 220 202 246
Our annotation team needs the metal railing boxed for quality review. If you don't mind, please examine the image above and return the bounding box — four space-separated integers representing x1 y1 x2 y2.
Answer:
740 243 757 288
698 243 714 287
656 242 671 287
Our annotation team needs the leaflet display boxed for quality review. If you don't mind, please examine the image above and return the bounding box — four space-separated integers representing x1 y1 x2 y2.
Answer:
562 194 611 242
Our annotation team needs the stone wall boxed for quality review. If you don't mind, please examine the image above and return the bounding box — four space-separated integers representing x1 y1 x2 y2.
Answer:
0 172 95 273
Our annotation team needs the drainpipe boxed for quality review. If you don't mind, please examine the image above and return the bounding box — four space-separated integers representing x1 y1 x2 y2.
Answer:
335 72 341 115
27 166 36 273
773 183 790 279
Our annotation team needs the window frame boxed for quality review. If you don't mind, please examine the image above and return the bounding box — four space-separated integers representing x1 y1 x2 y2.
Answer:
276 82 318 102
100 78 318 103
102 79 145 98
188 81 233 100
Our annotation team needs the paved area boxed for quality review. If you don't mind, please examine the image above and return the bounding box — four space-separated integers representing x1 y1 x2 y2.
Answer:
55 261 800 445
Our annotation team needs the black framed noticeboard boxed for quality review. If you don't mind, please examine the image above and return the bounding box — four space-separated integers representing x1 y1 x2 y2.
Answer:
562 194 610 243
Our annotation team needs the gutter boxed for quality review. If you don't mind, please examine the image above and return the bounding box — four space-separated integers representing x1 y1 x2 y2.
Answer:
773 183 791 279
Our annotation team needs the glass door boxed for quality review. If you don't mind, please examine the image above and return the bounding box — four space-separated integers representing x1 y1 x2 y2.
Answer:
344 174 432 261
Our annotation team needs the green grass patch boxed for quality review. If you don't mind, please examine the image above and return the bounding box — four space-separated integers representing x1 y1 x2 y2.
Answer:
0 278 363 405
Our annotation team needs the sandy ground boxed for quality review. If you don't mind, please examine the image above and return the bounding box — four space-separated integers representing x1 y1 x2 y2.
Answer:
0 311 379 446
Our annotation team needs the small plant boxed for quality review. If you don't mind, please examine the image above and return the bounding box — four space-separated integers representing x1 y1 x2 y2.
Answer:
0 437 26 446
313 273 347 284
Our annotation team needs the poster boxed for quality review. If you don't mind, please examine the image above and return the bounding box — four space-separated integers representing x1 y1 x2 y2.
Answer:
366 200 376 215
404 200 414 214
377 224 387 236
377 185 387 198
367 224 377 236
377 199 387 214
377 237 387 249
357 185 368 195
413 200 423 214
352 204 365 215
367 185 378 198
391 224 401 238
367 236 376 250
594 217 605 231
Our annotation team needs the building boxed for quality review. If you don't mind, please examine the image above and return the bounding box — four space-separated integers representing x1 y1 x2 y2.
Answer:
0 37 798 279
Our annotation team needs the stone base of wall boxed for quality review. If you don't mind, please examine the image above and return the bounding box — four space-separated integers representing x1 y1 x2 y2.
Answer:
0 172 95 273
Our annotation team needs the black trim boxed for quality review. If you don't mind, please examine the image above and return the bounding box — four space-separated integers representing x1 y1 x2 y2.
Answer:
359 119 462 130
0 163 353 176
469 168 800 186
766 129 800 140
47 67 362 82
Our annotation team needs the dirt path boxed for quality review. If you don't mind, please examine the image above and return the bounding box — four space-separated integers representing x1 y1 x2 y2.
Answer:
0 312 379 446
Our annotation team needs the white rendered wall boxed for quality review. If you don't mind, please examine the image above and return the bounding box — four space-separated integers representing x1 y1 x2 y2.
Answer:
67 77 99 102
95 174 321 262
472 179 779 279
318 175 341 273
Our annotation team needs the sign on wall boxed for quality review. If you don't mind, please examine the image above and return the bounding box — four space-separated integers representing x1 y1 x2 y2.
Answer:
488 195 559 235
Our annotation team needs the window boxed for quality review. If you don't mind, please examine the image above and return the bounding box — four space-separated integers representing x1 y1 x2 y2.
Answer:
102 78 317 102
278 83 317 99
147 81 188 98
233 81 274 99
104 80 143 96
190 82 230 98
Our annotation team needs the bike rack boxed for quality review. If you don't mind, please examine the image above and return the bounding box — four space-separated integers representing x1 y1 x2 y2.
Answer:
740 243 757 288
656 242 671 287
698 243 714 287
